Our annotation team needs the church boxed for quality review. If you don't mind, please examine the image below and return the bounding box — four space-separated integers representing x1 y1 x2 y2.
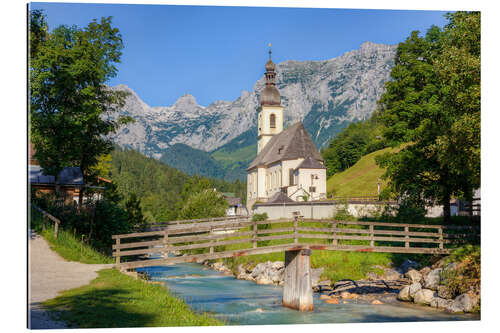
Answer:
247 48 327 211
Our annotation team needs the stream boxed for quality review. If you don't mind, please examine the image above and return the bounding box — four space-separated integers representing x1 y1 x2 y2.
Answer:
137 260 479 325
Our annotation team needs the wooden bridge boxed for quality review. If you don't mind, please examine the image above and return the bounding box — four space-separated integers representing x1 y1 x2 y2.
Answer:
112 216 479 311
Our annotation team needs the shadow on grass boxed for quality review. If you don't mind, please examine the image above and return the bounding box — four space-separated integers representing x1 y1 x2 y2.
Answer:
42 288 155 328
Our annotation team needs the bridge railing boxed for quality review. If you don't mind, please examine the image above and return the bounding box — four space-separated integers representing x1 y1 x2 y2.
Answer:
146 215 250 228
112 218 480 269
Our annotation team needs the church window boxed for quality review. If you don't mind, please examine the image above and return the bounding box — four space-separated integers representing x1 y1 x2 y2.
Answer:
270 114 276 128
289 168 294 186
309 186 316 193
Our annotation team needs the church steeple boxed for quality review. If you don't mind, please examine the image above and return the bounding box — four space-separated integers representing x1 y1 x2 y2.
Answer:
257 44 284 154
260 44 281 106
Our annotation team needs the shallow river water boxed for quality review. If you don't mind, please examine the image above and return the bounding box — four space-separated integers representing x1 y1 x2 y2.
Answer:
137 262 479 325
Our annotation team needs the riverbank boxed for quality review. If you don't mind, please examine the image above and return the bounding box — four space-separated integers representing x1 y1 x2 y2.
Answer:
29 231 223 328
42 268 223 328
28 232 113 329
203 249 480 315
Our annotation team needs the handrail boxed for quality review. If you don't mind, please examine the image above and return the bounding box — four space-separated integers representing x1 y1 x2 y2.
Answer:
31 203 61 238
111 217 480 269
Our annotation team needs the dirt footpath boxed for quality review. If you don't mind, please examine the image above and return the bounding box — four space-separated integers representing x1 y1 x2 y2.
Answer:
28 232 113 329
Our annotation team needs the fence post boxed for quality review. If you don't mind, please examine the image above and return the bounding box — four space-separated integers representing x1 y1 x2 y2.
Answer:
54 220 59 239
42 215 47 231
210 227 214 254
293 216 298 244
115 238 121 265
369 224 374 247
253 220 257 249
404 226 409 248
332 222 337 246
438 227 443 249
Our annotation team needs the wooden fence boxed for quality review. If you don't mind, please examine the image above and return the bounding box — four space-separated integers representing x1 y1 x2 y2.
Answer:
31 203 61 238
112 218 480 270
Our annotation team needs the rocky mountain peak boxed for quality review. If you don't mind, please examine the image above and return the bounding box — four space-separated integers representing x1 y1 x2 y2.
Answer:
110 42 397 158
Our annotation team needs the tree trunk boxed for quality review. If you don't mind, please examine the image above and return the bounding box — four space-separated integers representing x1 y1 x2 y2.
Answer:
443 191 451 224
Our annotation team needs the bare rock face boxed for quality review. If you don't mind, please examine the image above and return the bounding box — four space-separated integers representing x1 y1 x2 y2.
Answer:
109 42 397 158
413 289 436 305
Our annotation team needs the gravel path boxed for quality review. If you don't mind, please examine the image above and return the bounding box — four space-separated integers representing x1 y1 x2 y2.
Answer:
28 232 113 329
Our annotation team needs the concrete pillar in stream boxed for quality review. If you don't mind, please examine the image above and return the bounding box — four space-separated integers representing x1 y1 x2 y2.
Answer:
282 248 313 311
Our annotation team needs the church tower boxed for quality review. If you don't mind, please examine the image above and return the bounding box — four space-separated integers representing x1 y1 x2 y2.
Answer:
257 45 284 154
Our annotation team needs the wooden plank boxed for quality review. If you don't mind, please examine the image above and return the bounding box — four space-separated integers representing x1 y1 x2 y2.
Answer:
256 219 293 225
257 227 294 234
167 231 253 244
297 227 332 233
165 220 254 235
113 246 166 257
169 238 253 252
112 239 165 250
112 231 165 239
258 234 294 242
297 234 331 239
116 244 299 269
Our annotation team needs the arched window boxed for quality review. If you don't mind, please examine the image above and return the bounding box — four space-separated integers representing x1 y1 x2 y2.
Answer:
270 114 276 128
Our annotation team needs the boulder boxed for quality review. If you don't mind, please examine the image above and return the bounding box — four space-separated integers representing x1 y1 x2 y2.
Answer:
272 261 284 270
250 263 267 279
256 277 273 285
419 266 431 277
444 262 459 272
372 299 384 305
397 286 412 301
319 294 330 300
447 294 473 313
424 268 443 290
382 268 402 281
405 269 423 284
399 259 419 274
269 268 284 283
437 285 454 300
413 289 436 305
430 297 452 309
409 282 422 299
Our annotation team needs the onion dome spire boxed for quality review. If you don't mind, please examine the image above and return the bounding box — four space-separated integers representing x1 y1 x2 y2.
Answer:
260 43 281 106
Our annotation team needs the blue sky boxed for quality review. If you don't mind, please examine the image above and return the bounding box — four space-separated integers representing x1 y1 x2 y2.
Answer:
30 2 449 107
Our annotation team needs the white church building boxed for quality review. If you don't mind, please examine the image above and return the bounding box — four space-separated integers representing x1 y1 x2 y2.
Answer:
247 49 327 210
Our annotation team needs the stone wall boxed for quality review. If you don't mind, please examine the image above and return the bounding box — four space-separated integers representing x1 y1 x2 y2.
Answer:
253 201 396 219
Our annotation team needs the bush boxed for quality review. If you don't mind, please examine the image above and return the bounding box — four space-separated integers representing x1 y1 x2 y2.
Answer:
252 212 268 222
179 189 229 220
440 245 480 310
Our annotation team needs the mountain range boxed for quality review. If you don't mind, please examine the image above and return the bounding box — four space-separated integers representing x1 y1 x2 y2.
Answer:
110 42 397 180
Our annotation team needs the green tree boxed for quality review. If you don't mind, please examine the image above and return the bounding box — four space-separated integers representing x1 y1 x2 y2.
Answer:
376 12 480 222
29 12 132 205
179 190 229 220
125 193 147 231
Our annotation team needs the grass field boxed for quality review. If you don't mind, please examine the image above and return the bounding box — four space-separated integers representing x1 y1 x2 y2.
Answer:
42 269 223 328
327 147 396 197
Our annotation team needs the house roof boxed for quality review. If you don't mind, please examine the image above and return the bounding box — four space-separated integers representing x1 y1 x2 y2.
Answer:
29 166 84 186
247 122 323 170
296 156 326 170
268 191 294 203
226 197 241 206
